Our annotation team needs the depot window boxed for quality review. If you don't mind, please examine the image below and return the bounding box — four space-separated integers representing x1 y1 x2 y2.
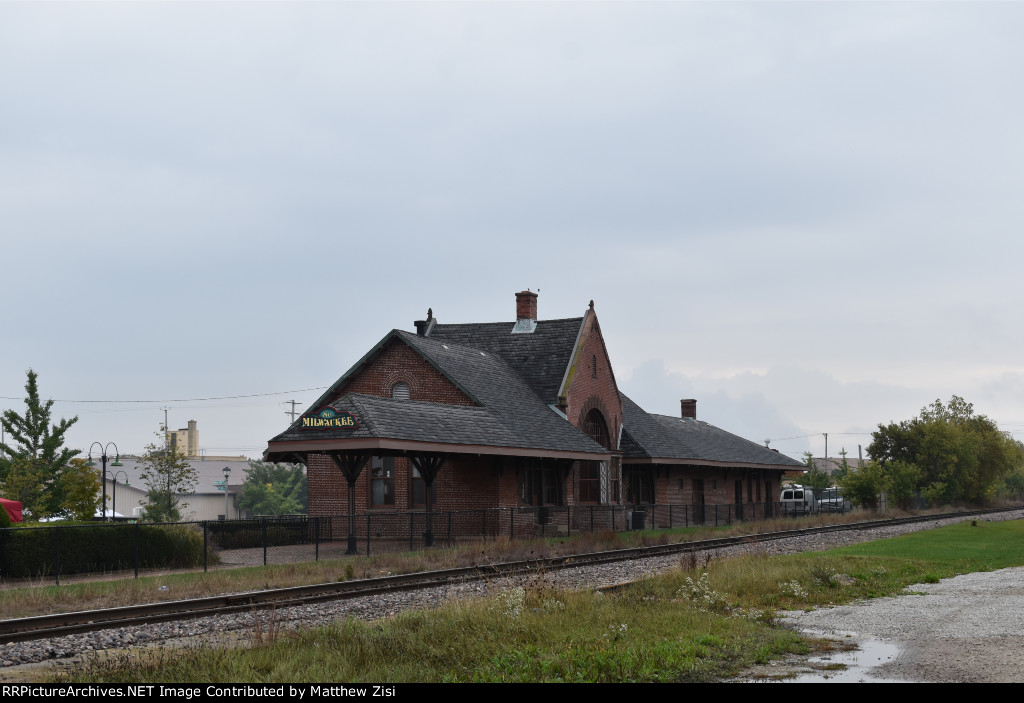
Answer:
371 456 395 507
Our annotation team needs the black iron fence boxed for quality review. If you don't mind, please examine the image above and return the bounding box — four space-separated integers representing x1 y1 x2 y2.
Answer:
0 500 823 585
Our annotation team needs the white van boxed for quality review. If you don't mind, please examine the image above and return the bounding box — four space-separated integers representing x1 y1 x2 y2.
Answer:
780 486 817 515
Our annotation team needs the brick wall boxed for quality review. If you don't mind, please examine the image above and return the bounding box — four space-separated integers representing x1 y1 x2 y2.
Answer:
308 338 480 516
335 339 475 406
651 465 783 506
309 452 504 516
564 314 623 447
563 313 623 506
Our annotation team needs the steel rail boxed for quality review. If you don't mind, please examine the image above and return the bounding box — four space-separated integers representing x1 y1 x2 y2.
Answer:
0 506 1016 643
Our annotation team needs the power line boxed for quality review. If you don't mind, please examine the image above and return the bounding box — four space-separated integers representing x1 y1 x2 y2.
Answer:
767 434 820 442
0 387 328 404
769 431 872 443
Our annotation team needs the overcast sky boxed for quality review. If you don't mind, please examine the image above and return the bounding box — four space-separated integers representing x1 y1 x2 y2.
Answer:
3 2 1023 464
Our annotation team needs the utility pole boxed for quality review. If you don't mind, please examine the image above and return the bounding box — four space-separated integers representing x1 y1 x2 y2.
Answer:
161 407 170 449
823 432 828 473
284 400 303 423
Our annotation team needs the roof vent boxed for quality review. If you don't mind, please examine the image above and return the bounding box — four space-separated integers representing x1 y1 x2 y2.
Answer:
414 308 436 337
511 290 538 334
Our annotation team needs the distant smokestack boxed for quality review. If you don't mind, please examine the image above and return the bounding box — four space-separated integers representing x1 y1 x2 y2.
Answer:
681 399 697 419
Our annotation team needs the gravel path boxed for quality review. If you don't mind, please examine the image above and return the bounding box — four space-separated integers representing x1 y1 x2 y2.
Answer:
776 564 1024 682
2 509 1021 682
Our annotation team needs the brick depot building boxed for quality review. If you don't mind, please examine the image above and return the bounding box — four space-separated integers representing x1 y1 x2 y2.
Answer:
265 292 803 535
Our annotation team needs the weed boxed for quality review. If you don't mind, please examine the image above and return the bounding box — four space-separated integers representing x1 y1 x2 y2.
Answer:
492 586 526 619
809 561 839 588
676 571 728 613
810 637 858 653
817 662 847 671
779 580 808 598
540 597 566 613
250 607 283 646
601 622 629 644
680 549 698 572
743 534 771 559
730 607 778 625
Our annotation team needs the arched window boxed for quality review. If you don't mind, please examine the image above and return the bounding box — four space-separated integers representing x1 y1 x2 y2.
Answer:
582 409 610 449
580 409 610 503
392 382 410 400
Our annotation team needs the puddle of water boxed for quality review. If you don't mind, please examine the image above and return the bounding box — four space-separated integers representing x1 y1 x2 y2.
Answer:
790 639 913 683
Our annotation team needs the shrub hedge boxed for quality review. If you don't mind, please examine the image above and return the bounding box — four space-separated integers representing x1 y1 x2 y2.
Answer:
0 523 206 579
205 518 312 550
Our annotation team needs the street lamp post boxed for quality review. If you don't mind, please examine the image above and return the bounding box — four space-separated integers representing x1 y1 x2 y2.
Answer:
223 466 231 519
89 442 120 521
111 469 128 520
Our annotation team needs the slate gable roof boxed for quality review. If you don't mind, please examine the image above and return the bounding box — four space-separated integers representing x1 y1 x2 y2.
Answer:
620 393 804 469
397 330 605 454
271 393 520 447
267 328 607 457
267 311 802 469
427 317 584 404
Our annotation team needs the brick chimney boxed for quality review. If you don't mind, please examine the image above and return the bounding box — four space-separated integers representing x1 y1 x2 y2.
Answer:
681 399 697 419
414 308 435 336
511 290 538 334
515 290 538 321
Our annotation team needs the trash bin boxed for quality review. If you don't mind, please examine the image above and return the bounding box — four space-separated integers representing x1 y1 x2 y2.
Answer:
630 508 647 530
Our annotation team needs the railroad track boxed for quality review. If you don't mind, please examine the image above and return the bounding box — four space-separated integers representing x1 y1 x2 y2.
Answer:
1 506 1017 643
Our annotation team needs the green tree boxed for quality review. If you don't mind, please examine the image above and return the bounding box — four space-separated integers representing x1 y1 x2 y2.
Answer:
885 459 922 510
833 448 852 483
237 461 307 516
801 452 831 492
840 461 888 511
0 370 81 518
999 464 1024 499
138 439 197 522
868 396 1023 506
60 457 102 520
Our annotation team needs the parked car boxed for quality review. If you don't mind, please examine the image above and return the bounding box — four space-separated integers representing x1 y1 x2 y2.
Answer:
818 487 852 513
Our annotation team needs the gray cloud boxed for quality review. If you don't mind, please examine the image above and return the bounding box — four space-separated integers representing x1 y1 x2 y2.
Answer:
2 3 1023 457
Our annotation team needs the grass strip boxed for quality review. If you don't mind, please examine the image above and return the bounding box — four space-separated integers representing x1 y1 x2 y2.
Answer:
47 518 1024 683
